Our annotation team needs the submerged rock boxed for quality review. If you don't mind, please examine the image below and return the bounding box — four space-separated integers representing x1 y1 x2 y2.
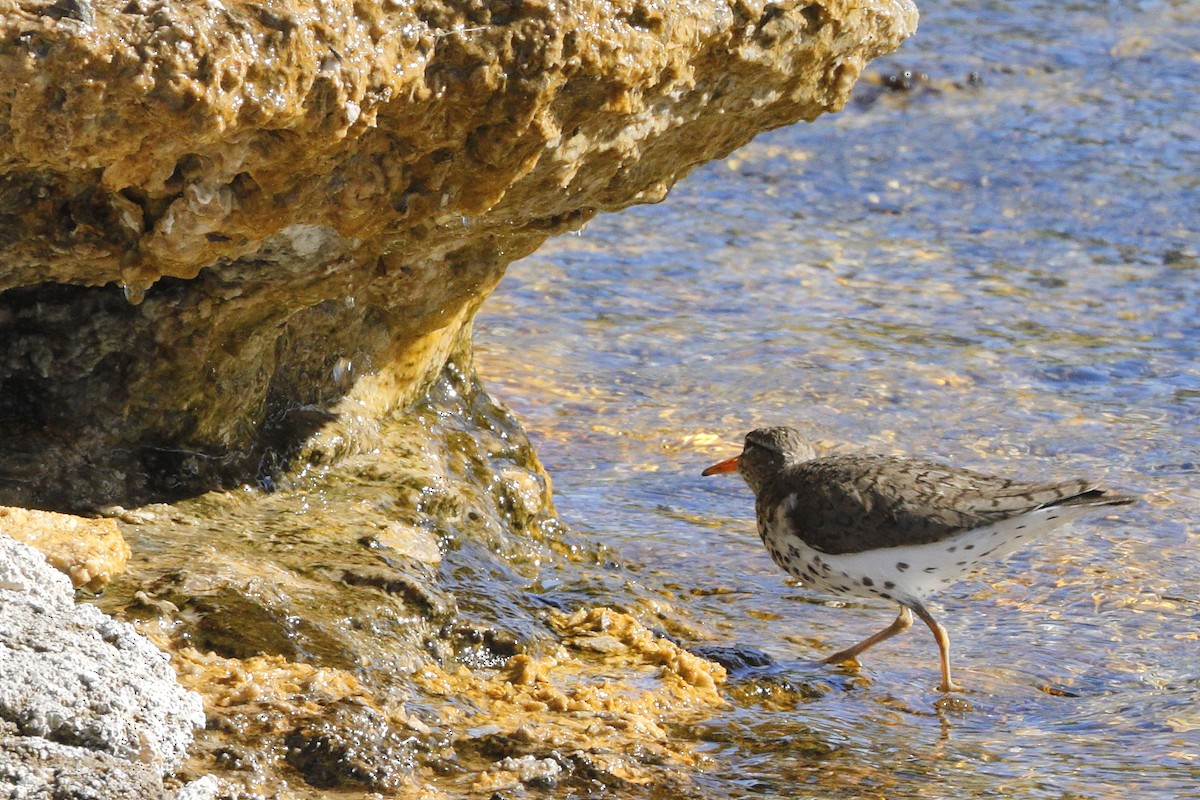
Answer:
0 0 917 509
165 647 432 796
282 701 419 791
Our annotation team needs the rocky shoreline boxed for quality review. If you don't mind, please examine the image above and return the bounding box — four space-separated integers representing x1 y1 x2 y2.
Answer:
0 0 916 795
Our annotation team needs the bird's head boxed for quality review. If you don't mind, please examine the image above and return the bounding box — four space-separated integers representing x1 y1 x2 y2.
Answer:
701 426 817 495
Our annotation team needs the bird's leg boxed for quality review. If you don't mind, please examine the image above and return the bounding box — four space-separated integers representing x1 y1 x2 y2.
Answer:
823 606 913 665
908 601 963 692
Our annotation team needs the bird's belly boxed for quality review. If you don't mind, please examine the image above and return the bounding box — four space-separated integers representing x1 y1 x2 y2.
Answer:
759 530 934 602
773 540 974 604
759 506 1088 604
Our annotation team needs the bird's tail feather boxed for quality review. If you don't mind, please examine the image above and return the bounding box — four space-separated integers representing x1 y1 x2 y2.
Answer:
1046 487 1138 509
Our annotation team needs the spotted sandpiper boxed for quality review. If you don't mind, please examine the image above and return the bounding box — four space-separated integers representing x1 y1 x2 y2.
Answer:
702 426 1137 691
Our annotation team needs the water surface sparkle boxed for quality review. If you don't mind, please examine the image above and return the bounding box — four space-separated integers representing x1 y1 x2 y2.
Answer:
477 1 1200 797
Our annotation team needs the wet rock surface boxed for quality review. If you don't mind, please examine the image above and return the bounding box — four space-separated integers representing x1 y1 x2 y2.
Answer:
421 607 729 795
165 647 433 797
81 360 755 796
0 0 917 509
282 700 419 792
109 358 570 672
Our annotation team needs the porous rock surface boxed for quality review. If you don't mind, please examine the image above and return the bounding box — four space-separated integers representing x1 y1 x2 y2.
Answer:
0 735 166 800
0 535 205 796
0 0 917 509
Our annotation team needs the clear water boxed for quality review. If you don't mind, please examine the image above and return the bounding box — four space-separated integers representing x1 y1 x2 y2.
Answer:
475 1 1200 797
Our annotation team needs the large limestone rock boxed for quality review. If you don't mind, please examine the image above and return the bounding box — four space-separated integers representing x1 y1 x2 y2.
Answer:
0 535 205 797
0 0 916 509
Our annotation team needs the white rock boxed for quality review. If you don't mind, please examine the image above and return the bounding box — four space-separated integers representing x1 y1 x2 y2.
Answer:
0 535 206 793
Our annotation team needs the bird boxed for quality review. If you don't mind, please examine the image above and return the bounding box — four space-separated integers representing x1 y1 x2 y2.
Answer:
701 426 1137 691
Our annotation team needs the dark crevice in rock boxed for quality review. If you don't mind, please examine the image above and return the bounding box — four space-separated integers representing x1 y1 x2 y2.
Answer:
801 3 828 30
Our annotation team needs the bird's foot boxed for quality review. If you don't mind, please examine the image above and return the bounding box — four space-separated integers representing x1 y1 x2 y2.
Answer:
934 692 974 713
937 679 965 693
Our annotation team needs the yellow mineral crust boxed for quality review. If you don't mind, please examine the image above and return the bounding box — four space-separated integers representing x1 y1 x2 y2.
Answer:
138 606 728 793
170 648 369 719
162 646 437 796
416 607 727 788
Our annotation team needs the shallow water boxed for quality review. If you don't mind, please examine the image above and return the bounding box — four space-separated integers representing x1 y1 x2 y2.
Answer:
475 1 1200 797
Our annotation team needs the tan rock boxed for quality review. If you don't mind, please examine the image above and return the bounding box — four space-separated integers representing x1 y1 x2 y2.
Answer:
0 0 916 508
0 506 130 590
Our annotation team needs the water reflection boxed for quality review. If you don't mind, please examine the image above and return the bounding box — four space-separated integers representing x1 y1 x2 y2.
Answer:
476 0 1200 796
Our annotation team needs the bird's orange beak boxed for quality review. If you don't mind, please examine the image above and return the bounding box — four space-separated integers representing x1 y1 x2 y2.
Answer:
701 455 740 476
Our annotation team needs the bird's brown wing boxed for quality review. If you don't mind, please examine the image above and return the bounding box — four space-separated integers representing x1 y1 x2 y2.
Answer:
774 454 1100 555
